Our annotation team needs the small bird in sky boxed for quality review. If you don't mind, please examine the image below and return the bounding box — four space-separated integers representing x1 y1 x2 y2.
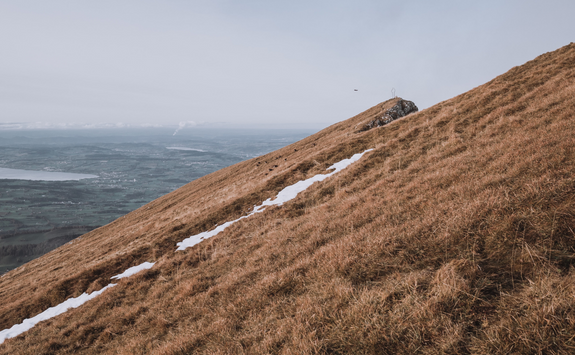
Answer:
354 89 358 91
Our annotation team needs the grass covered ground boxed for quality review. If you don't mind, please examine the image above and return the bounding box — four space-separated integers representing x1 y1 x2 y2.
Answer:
0 43 574 354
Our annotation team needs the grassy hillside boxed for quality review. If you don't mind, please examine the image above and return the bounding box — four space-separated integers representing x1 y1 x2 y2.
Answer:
1 43 574 354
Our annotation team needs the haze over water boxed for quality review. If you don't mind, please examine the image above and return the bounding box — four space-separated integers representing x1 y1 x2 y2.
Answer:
0 128 312 274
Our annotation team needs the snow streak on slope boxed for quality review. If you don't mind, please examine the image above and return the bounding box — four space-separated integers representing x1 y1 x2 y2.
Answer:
111 262 155 280
0 261 155 344
176 149 373 251
0 284 116 344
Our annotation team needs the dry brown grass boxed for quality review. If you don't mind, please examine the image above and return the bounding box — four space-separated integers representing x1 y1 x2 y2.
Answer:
1 43 575 354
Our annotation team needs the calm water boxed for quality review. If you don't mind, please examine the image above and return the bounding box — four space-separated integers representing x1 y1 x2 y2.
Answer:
0 128 313 273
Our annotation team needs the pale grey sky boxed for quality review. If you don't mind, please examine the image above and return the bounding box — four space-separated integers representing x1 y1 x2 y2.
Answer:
1 1 573 130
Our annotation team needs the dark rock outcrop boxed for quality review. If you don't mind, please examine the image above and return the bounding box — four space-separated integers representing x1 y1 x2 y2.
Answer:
360 99 418 131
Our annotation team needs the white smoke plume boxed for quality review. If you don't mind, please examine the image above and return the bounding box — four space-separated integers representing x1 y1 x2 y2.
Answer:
173 121 197 136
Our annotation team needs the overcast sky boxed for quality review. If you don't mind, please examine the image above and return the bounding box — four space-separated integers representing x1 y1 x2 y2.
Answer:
1 1 573 130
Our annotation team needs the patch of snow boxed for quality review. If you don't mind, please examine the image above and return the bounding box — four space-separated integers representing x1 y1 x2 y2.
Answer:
176 213 257 251
111 262 155 280
0 261 158 343
176 149 373 251
0 284 116 344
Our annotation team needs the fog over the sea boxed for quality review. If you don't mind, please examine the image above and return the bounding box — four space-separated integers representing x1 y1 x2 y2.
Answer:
1 0 574 130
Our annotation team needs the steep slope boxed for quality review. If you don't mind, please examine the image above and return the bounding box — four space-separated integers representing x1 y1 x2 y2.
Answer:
1 43 574 354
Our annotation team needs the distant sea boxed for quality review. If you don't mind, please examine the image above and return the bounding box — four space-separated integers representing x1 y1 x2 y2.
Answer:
0 128 313 274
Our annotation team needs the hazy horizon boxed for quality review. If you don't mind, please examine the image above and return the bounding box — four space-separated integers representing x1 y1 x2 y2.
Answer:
1 1 574 130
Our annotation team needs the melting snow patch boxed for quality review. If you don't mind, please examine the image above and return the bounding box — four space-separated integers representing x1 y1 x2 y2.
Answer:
176 149 373 251
0 262 156 343
111 262 155 280
0 284 116 344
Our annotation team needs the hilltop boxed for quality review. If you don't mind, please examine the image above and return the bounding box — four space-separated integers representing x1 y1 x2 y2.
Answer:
1 43 574 354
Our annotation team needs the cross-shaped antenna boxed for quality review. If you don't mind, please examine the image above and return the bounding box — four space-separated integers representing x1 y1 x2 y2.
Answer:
391 88 396 98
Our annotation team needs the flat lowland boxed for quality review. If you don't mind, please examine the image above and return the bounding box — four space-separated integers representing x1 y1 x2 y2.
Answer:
0 43 574 354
